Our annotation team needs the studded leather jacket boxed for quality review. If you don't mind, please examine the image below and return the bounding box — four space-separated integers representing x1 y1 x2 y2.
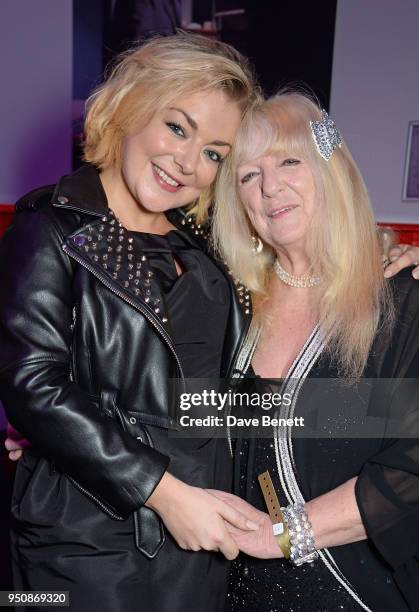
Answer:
0 165 251 556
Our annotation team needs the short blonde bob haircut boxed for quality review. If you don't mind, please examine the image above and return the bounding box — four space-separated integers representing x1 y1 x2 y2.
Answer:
83 32 261 219
213 91 394 378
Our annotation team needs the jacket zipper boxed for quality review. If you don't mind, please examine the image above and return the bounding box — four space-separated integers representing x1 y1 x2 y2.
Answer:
227 315 252 378
69 305 77 383
62 243 185 383
65 302 128 520
66 474 125 520
50 305 78 476
59 243 184 517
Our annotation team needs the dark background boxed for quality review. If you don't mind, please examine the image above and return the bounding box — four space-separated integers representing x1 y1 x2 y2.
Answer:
193 0 337 106
75 0 337 106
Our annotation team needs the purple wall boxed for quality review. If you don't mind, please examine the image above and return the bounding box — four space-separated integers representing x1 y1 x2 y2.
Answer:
331 0 419 223
0 0 72 204
0 0 72 429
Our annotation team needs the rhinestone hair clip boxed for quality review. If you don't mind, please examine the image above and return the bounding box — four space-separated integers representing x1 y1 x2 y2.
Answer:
310 109 342 161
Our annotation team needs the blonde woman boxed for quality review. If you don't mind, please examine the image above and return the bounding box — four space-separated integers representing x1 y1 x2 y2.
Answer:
0 34 262 612
211 92 419 611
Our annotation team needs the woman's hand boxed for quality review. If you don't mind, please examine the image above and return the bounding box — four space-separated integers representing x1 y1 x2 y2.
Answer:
384 244 419 279
208 478 368 558
206 489 281 559
145 473 259 560
4 423 29 461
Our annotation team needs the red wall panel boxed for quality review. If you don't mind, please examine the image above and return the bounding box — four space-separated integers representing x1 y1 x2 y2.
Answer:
0 205 15 238
1 205 418 246
378 223 419 247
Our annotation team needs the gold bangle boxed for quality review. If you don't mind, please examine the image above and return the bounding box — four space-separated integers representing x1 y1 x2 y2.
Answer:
258 470 290 559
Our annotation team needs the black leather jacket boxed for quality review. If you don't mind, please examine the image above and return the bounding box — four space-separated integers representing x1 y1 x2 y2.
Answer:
0 165 251 556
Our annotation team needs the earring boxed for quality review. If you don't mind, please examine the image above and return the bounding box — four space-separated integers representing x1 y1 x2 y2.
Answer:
251 235 263 255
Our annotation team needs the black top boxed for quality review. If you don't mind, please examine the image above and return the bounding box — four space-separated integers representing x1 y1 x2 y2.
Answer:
228 269 419 612
129 227 233 611
132 228 230 378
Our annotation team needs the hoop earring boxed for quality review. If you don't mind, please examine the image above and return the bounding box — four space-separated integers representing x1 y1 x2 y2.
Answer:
251 235 263 255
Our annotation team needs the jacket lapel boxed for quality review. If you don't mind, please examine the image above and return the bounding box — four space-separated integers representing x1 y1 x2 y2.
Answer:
64 215 170 328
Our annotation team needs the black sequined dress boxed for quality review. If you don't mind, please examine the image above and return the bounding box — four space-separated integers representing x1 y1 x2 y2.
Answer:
228 435 361 612
227 269 419 612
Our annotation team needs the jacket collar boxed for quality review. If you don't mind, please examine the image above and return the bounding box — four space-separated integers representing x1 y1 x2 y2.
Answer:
51 163 202 239
52 164 109 217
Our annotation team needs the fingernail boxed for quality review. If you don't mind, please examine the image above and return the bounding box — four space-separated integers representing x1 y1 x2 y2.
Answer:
389 255 398 262
246 520 259 530
384 268 392 278
413 270 419 279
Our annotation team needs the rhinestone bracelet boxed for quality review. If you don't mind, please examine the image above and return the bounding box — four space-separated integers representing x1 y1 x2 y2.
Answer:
282 502 318 566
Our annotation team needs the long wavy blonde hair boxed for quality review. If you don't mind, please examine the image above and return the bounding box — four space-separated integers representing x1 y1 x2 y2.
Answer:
83 32 261 220
213 91 394 378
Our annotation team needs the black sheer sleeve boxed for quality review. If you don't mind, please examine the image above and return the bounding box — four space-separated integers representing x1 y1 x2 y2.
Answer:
355 270 419 609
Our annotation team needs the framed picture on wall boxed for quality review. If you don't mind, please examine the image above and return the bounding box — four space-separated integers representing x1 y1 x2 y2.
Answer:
402 121 419 201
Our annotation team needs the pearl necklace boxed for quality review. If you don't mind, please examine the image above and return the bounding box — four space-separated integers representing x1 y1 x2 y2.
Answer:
273 258 321 288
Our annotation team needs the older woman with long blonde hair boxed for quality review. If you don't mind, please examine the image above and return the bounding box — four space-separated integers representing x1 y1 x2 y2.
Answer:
211 92 419 612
